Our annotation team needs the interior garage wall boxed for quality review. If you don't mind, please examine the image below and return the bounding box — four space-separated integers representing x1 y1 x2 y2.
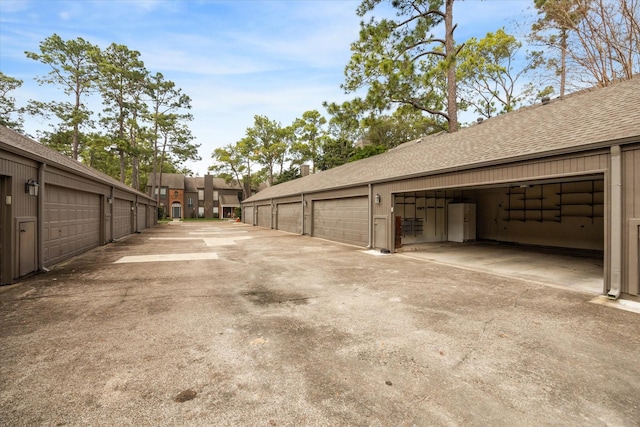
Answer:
475 181 604 251
394 189 468 244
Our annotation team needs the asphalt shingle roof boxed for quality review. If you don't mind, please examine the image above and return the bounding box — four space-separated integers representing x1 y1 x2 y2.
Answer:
1 126 153 200
245 79 640 203
147 173 185 190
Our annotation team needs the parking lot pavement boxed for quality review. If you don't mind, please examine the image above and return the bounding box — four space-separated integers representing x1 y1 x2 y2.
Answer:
1 221 639 426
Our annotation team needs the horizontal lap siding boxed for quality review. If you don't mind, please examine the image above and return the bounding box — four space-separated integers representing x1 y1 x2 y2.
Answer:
313 197 368 247
45 186 101 265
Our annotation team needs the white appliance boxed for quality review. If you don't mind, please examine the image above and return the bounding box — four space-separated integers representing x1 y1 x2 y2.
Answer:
447 203 476 242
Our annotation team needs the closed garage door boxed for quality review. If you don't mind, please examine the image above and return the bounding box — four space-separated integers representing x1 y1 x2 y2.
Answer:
244 206 253 225
313 197 368 246
277 202 302 234
45 186 101 265
113 198 132 239
137 203 147 230
257 205 271 228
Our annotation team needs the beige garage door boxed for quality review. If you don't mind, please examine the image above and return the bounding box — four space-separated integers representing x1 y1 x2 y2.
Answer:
277 202 302 234
313 197 368 246
137 203 147 230
45 186 101 265
113 198 132 239
257 205 271 228
243 206 253 225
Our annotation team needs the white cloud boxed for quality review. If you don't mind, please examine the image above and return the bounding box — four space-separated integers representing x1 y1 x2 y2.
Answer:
1 0 535 175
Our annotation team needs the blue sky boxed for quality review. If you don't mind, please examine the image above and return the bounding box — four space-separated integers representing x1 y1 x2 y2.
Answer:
0 0 533 174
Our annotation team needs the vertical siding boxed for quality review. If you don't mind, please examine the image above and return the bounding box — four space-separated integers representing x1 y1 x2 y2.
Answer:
0 155 39 219
622 146 640 295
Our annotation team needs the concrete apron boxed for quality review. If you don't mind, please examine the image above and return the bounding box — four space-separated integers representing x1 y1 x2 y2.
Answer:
396 242 603 295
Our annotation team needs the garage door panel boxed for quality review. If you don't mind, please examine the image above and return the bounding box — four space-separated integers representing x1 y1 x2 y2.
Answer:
244 206 253 225
277 203 302 234
113 198 132 239
257 206 270 228
313 197 368 247
45 186 101 265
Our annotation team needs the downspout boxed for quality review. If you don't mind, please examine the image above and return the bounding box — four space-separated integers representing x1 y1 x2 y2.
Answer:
368 184 373 248
37 162 47 272
608 145 622 299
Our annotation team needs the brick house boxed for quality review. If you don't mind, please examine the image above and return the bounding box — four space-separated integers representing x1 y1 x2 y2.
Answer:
146 173 244 219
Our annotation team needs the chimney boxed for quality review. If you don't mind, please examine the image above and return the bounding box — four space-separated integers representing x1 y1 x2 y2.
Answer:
300 164 310 177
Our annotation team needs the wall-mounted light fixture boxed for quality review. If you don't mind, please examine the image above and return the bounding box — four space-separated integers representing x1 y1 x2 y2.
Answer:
107 196 113 204
303 200 308 207
25 179 39 196
374 193 381 204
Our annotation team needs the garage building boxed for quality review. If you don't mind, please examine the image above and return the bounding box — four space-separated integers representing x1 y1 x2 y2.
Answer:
1 126 157 286
242 79 640 299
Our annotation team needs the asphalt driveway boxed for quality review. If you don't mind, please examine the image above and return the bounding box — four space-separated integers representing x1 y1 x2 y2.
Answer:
1 221 639 426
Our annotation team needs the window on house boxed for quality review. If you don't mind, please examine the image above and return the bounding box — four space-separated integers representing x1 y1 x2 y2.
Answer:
187 198 193 208
198 189 204 201
160 187 167 198
213 190 219 201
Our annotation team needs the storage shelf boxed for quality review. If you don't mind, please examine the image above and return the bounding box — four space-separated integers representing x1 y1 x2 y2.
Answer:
504 180 603 224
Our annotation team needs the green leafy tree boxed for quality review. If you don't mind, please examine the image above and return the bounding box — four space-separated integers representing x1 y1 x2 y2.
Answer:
80 132 122 177
362 105 439 148
457 29 545 118
273 165 301 184
291 110 327 173
146 72 193 200
25 34 99 159
96 43 148 188
344 0 459 132
211 143 246 189
246 115 287 185
318 100 362 170
0 72 25 131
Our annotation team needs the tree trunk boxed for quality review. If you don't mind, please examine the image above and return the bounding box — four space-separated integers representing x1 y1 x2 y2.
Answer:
445 0 458 132
560 28 567 98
